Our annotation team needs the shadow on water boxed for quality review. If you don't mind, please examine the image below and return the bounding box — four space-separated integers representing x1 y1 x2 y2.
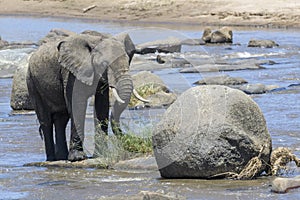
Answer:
0 16 300 199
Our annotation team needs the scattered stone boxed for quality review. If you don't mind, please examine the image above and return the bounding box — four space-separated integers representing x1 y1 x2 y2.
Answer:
153 85 272 178
202 27 233 44
248 39 279 48
194 74 248 85
136 37 182 54
272 176 300 193
236 83 280 94
180 63 264 73
10 64 34 110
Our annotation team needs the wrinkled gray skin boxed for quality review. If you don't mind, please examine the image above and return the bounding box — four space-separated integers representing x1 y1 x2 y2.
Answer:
27 34 133 162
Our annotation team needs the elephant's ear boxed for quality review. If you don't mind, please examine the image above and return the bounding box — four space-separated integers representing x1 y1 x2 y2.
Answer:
57 36 94 86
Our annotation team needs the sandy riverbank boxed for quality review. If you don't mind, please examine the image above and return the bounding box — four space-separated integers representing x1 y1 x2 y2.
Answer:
0 0 300 28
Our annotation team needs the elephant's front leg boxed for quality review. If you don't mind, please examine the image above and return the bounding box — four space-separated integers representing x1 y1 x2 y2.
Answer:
66 76 89 162
68 96 88 161
93 81 109 157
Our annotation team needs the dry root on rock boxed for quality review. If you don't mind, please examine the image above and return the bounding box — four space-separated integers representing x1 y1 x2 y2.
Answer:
270 147 300 176
210 145 266 180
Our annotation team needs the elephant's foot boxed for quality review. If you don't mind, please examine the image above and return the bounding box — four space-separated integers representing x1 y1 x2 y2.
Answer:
46 156 57 162
68 150 87 162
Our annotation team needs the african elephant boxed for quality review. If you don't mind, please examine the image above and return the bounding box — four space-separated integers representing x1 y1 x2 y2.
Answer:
27 33 141 162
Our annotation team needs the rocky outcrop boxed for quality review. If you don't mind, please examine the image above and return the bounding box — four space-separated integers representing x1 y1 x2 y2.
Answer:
202 27 233 43
10 64 34 110
152 85 272 178
248 39 279 48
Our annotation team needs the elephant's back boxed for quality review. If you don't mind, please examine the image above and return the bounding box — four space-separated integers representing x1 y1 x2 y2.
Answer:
27 42 67 113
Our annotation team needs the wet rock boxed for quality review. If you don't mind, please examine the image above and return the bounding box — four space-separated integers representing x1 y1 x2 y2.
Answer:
152 85 272 178
236 83 280 94
101 191 186 200
130 71 177 109
202 27 233 43
136 37 182 54
112 156 158 171
180 58 272 73
272 176 300 193
10 64 34 110
180 38 205 45
194 74 248 85
248 39 279 48
180 63 264 73
24 158 109 169
0 36 9 49
202 28 212 43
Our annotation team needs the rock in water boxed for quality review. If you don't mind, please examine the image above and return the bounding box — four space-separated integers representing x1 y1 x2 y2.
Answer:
10 64 34 110
272 176 300 193
152 85 272 178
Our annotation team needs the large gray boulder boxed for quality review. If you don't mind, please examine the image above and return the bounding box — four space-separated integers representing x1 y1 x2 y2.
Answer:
10 64 34 110
152 85 272 178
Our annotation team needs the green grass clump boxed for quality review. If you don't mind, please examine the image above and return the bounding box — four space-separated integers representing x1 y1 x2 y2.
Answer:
119 133 153 154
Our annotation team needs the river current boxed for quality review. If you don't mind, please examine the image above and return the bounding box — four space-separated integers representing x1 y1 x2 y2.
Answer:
0 16 300 199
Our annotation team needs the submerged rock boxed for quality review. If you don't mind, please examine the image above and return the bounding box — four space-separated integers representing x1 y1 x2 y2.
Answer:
152 85 272 178
248 39 279 48
236 83 280 94
194 74 248 85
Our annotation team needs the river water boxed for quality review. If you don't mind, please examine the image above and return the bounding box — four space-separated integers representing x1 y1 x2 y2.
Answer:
0 16 300 199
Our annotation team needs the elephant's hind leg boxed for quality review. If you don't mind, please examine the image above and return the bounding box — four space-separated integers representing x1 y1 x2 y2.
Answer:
53 112 69 160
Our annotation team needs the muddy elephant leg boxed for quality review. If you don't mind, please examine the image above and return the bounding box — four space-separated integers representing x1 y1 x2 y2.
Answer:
27 79 56 161
53 112 69 160
41 124 56 161
93 81 109 157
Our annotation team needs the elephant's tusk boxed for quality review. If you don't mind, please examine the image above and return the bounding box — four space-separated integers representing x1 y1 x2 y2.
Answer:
111 87 125 104
133 89 150 103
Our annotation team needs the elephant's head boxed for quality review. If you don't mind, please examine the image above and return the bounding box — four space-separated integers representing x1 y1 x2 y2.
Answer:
57 34 134 135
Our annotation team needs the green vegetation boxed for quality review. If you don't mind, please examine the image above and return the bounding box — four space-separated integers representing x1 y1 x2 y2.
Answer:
119 133 153 154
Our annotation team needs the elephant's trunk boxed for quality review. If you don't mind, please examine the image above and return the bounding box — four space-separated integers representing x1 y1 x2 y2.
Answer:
110 73 133 136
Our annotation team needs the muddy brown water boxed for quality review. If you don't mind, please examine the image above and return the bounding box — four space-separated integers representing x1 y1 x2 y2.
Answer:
0 16 300 199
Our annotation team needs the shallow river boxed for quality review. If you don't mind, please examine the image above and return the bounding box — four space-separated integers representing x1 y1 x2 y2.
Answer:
0 16 300 199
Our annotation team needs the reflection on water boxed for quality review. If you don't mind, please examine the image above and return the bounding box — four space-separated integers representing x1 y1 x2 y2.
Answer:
0 16 300 199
